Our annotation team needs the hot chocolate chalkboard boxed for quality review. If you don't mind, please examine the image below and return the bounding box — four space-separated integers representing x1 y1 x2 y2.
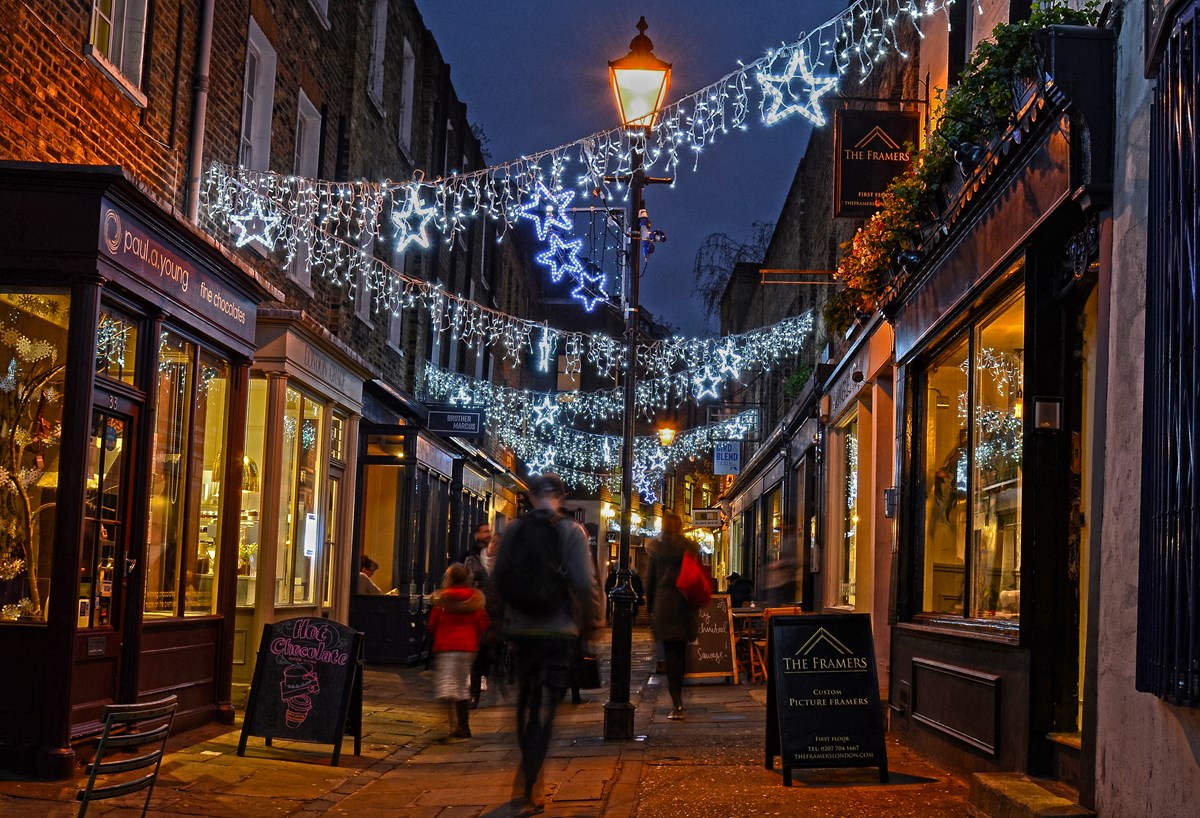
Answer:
685 594 737 682
238 617 363 765
764 614 888 784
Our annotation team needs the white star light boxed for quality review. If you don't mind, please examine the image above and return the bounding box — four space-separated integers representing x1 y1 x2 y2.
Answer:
517 181 576 240
230 195 283 247
527 448 556 474
531 396 560 428
391 185 437 253
534 232 585 283
716 343 744 378
757 48 839 127
693 366 722 400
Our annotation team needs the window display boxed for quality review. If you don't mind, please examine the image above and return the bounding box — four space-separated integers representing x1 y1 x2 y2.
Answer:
276 388 322 605
838 416 859 607
188 353 230 616
920 291 1024 620
0 291 70 623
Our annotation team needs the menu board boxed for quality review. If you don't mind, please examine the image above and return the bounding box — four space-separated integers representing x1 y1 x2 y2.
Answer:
238 617 363 765
764 614 888 785
685 594 737 682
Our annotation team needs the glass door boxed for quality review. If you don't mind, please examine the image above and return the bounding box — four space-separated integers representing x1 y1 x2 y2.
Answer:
80 403 135 630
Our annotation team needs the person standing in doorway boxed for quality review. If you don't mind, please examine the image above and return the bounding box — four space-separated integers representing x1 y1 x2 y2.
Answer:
494 474 601 817
646 512 700 721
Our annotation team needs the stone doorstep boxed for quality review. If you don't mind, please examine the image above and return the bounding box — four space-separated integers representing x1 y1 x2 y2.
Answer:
968 773 1095 818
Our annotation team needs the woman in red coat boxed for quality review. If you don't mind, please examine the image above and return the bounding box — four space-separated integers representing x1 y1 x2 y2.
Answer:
428 563 489 738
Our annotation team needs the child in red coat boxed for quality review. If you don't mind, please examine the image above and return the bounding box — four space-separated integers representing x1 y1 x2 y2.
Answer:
428 563 489 738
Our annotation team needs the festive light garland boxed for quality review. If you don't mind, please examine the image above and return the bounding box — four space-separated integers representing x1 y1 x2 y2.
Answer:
202 0 957 285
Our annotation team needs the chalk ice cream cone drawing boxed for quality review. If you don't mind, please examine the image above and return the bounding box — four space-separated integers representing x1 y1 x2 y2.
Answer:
280 662 320 728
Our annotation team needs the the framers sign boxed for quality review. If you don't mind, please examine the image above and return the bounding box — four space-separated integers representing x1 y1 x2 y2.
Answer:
833 110 919 218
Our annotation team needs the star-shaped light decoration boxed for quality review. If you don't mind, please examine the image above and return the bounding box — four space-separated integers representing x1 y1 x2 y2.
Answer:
531 395 560 428
756 48 838 127
534 232 585 283
692 366 722 400
570 263 608 312
646 446 669 473
390 184 437 254
517 181 575 240
527 447 556 474
230 194 283 247
716 342 744 378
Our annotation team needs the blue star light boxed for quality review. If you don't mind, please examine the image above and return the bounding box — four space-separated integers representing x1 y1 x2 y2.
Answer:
391 185 437 253
757 48 838 127
230 195 283 247
517 181 575 240
535 232 585 283
570 264 608 312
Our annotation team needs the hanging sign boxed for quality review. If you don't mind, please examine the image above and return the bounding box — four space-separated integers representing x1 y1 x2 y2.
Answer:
714 441 742 475
765 613 888 785
426 405 486 438
692 508 722 528
833 110 920 218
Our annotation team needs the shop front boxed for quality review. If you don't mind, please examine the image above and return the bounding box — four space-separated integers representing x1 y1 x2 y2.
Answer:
0 164 274 776
886 29 1112 778
231 310 370 699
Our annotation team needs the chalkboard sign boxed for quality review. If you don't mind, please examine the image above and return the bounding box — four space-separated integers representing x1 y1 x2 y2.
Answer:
685 594 737 682
765 613 888 785
238 617 363 766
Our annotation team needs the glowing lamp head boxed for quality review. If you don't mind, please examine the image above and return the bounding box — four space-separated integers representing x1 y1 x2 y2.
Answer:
609 17 672 130
657 427 676 446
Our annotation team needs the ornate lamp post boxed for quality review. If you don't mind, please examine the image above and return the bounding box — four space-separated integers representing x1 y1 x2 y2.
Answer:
604 16 671 741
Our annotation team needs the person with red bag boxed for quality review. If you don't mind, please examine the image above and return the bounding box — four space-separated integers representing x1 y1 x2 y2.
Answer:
646 512 702 721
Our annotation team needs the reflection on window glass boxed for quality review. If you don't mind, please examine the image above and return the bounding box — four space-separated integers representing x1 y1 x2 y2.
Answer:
0 291 70 624
237 379 267 607
188 354 230 616
96 307 138 384
146 331 195 616
970 295 1024 619
919 291 1024 621
276 389 322 605
839 417 859 607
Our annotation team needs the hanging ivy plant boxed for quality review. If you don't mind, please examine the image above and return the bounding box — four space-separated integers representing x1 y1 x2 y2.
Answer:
825 1 1101 334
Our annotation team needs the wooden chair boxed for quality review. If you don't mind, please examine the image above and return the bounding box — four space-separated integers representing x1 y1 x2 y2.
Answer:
76 695 178 818
747 636 769 683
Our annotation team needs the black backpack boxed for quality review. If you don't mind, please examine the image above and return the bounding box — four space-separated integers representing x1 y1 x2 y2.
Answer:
495 511 570 615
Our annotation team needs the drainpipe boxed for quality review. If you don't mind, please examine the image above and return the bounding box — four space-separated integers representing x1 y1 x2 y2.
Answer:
185 0 216 223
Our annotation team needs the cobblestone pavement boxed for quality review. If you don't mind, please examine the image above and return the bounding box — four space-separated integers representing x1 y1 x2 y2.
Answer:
0 628 969 817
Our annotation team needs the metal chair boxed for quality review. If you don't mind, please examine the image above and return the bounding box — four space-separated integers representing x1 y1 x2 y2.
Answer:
76 695 178 818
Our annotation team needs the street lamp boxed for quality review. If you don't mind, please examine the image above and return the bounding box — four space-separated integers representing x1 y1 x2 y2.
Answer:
605 16 671 742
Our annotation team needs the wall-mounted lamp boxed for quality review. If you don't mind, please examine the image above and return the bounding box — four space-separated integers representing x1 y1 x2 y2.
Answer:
657 427 676 446
896 249 924 273
950 141 986 171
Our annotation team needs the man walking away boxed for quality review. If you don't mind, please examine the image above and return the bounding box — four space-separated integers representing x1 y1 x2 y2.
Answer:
494 474 601 817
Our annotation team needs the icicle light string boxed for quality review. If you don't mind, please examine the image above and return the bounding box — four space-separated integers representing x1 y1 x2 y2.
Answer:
204 0 956 270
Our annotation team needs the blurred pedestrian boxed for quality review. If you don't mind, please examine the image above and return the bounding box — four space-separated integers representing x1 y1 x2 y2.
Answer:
646 512 700 720
428 563 488 739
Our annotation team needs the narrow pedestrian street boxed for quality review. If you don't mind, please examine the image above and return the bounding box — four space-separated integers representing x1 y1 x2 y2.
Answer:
0 628 968 817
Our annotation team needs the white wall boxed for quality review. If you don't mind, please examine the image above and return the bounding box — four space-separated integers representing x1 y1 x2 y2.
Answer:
1095 3 1200 815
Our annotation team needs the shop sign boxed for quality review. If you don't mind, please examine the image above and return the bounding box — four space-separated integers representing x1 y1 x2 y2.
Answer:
99 198 256 344
714 441 741 475
833 110 919 218
238 617 363 766
765 614 888 785
692 507 722 528
426 406 485 438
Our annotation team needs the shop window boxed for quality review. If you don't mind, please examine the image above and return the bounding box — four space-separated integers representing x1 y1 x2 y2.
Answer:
918 292 1024 620
239 18 277 171
96 306 138 385
88 0 148 96
835 416 859 608
237 380 267 606
329 414 346 463
189 354 230 616
145 331 195 616
1139 3 1200 706
766 488 782 565
276 388 323 606
323 474 340 607
0 291 70 624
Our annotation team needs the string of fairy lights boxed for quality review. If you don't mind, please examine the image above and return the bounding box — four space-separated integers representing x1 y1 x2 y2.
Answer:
197 1 963 492
202 0 959 310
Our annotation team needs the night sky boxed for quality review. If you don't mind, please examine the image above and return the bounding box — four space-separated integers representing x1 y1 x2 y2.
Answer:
416 0 848 336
